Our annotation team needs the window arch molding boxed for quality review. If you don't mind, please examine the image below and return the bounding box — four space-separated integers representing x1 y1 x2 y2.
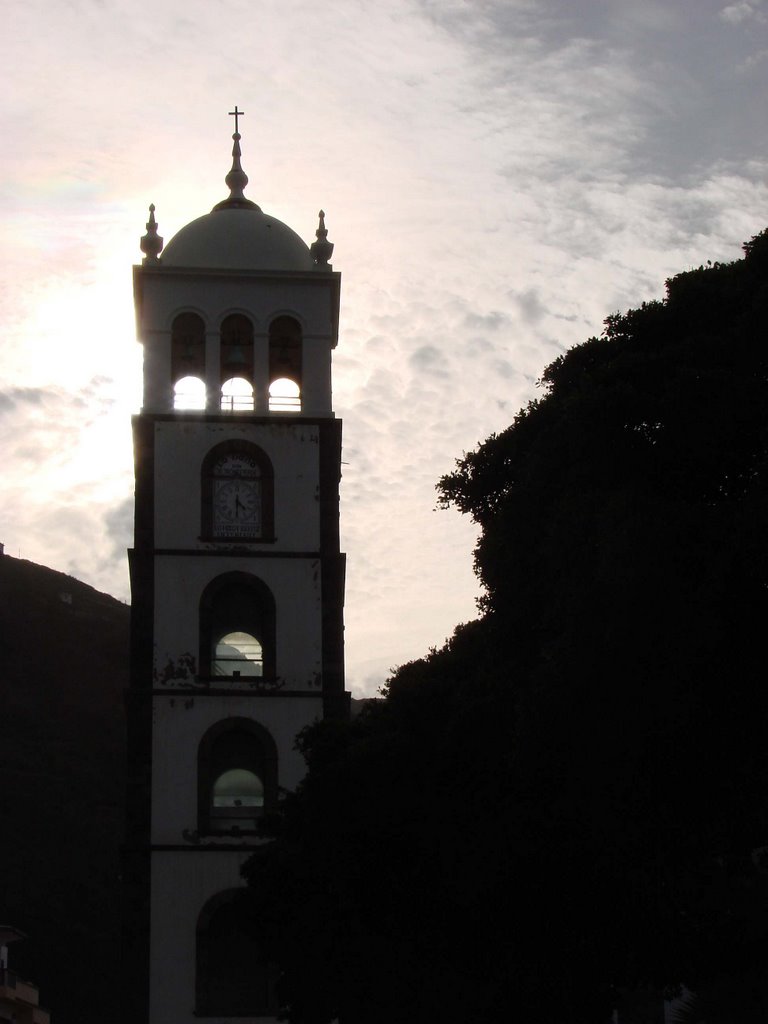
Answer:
266 308 307 333
195 886 278 1016
198 571 277 681
215 306 261 332
197 716 279 834
200 440 275 541
165 305 211 331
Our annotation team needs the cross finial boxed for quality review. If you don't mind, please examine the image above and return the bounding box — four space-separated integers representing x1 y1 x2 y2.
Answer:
229 105 244 135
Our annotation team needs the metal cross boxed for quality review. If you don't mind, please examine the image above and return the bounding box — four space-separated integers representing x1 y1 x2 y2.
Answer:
228 106 244 133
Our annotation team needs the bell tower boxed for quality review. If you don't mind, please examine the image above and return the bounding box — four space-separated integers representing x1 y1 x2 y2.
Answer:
122 113 347 1024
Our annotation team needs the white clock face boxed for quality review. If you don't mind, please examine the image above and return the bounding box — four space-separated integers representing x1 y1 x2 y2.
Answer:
212 455 262 537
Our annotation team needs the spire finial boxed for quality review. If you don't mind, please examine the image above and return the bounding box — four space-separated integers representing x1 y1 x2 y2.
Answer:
140 203 163 262
225 131 249 201
212 107 260 211
310 209 334 267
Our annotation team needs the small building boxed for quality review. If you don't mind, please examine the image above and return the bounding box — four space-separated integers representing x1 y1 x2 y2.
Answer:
0 926 51 1024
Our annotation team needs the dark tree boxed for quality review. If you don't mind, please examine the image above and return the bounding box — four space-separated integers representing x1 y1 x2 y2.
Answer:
244 229 768 1023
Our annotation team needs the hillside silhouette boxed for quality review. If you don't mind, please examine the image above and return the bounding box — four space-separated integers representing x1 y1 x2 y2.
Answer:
0 552 128 1024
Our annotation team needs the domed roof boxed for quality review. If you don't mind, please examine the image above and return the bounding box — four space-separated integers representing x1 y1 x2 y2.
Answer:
161 206 316 271
149 123 329 273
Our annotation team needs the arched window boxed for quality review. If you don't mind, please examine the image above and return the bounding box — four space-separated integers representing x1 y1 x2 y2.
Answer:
200 441 274 541
268 376 301 412
220 376 254 411
214 631 262 677
213 768 264 810
268 316 302 412
199 572 276 681
173 375 206 411
172 313 206 408
196 889 277 1016
197 717 278 834
220 315 254 409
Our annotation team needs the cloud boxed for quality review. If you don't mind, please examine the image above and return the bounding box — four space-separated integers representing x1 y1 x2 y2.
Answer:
743 46 768 67
514 289 546 324
0 374 133 600
104 496 134 563
0 386 87 462
0 386 49 413
462 311 511 332
720 2 765 24
409 344 448 373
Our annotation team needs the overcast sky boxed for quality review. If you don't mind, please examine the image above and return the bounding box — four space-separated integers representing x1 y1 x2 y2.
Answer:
2 0 767 695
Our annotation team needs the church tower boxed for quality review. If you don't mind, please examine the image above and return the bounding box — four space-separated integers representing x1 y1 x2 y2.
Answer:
123 113 347 1024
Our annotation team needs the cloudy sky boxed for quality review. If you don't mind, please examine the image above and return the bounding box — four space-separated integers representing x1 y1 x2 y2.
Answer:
2 0 767 695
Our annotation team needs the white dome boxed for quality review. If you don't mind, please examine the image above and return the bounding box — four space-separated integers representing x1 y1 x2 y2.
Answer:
161 206 316 272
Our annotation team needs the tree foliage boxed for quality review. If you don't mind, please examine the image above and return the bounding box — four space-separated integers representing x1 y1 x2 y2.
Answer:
244 230 768 1022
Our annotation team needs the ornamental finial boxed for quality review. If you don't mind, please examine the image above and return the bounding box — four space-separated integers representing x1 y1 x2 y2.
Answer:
310 209 334 267
140 203 163 262
212 107 260 212
225 131 249 201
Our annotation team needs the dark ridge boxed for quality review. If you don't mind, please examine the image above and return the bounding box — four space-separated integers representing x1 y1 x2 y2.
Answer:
0 553 129 1024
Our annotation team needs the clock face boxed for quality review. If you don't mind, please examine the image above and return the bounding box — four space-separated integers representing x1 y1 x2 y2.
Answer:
212 460 262 538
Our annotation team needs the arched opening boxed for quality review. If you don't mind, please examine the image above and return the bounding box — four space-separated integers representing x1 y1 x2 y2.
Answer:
210 768 264 830
220 314 254 407
171 313 206 406
269 316 302 412
212 768 264 808
268 376 301 413
220 376 254 411
200 441 274 541
213 631 263 677
173 375 206 410
196 889 277 1016
197 717 278 834
199 572 276 680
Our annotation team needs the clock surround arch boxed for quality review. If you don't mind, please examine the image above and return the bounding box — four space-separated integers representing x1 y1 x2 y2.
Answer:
200 439 275 542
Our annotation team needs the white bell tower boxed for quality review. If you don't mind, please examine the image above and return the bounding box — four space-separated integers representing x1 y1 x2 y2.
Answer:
122 111 347 1024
